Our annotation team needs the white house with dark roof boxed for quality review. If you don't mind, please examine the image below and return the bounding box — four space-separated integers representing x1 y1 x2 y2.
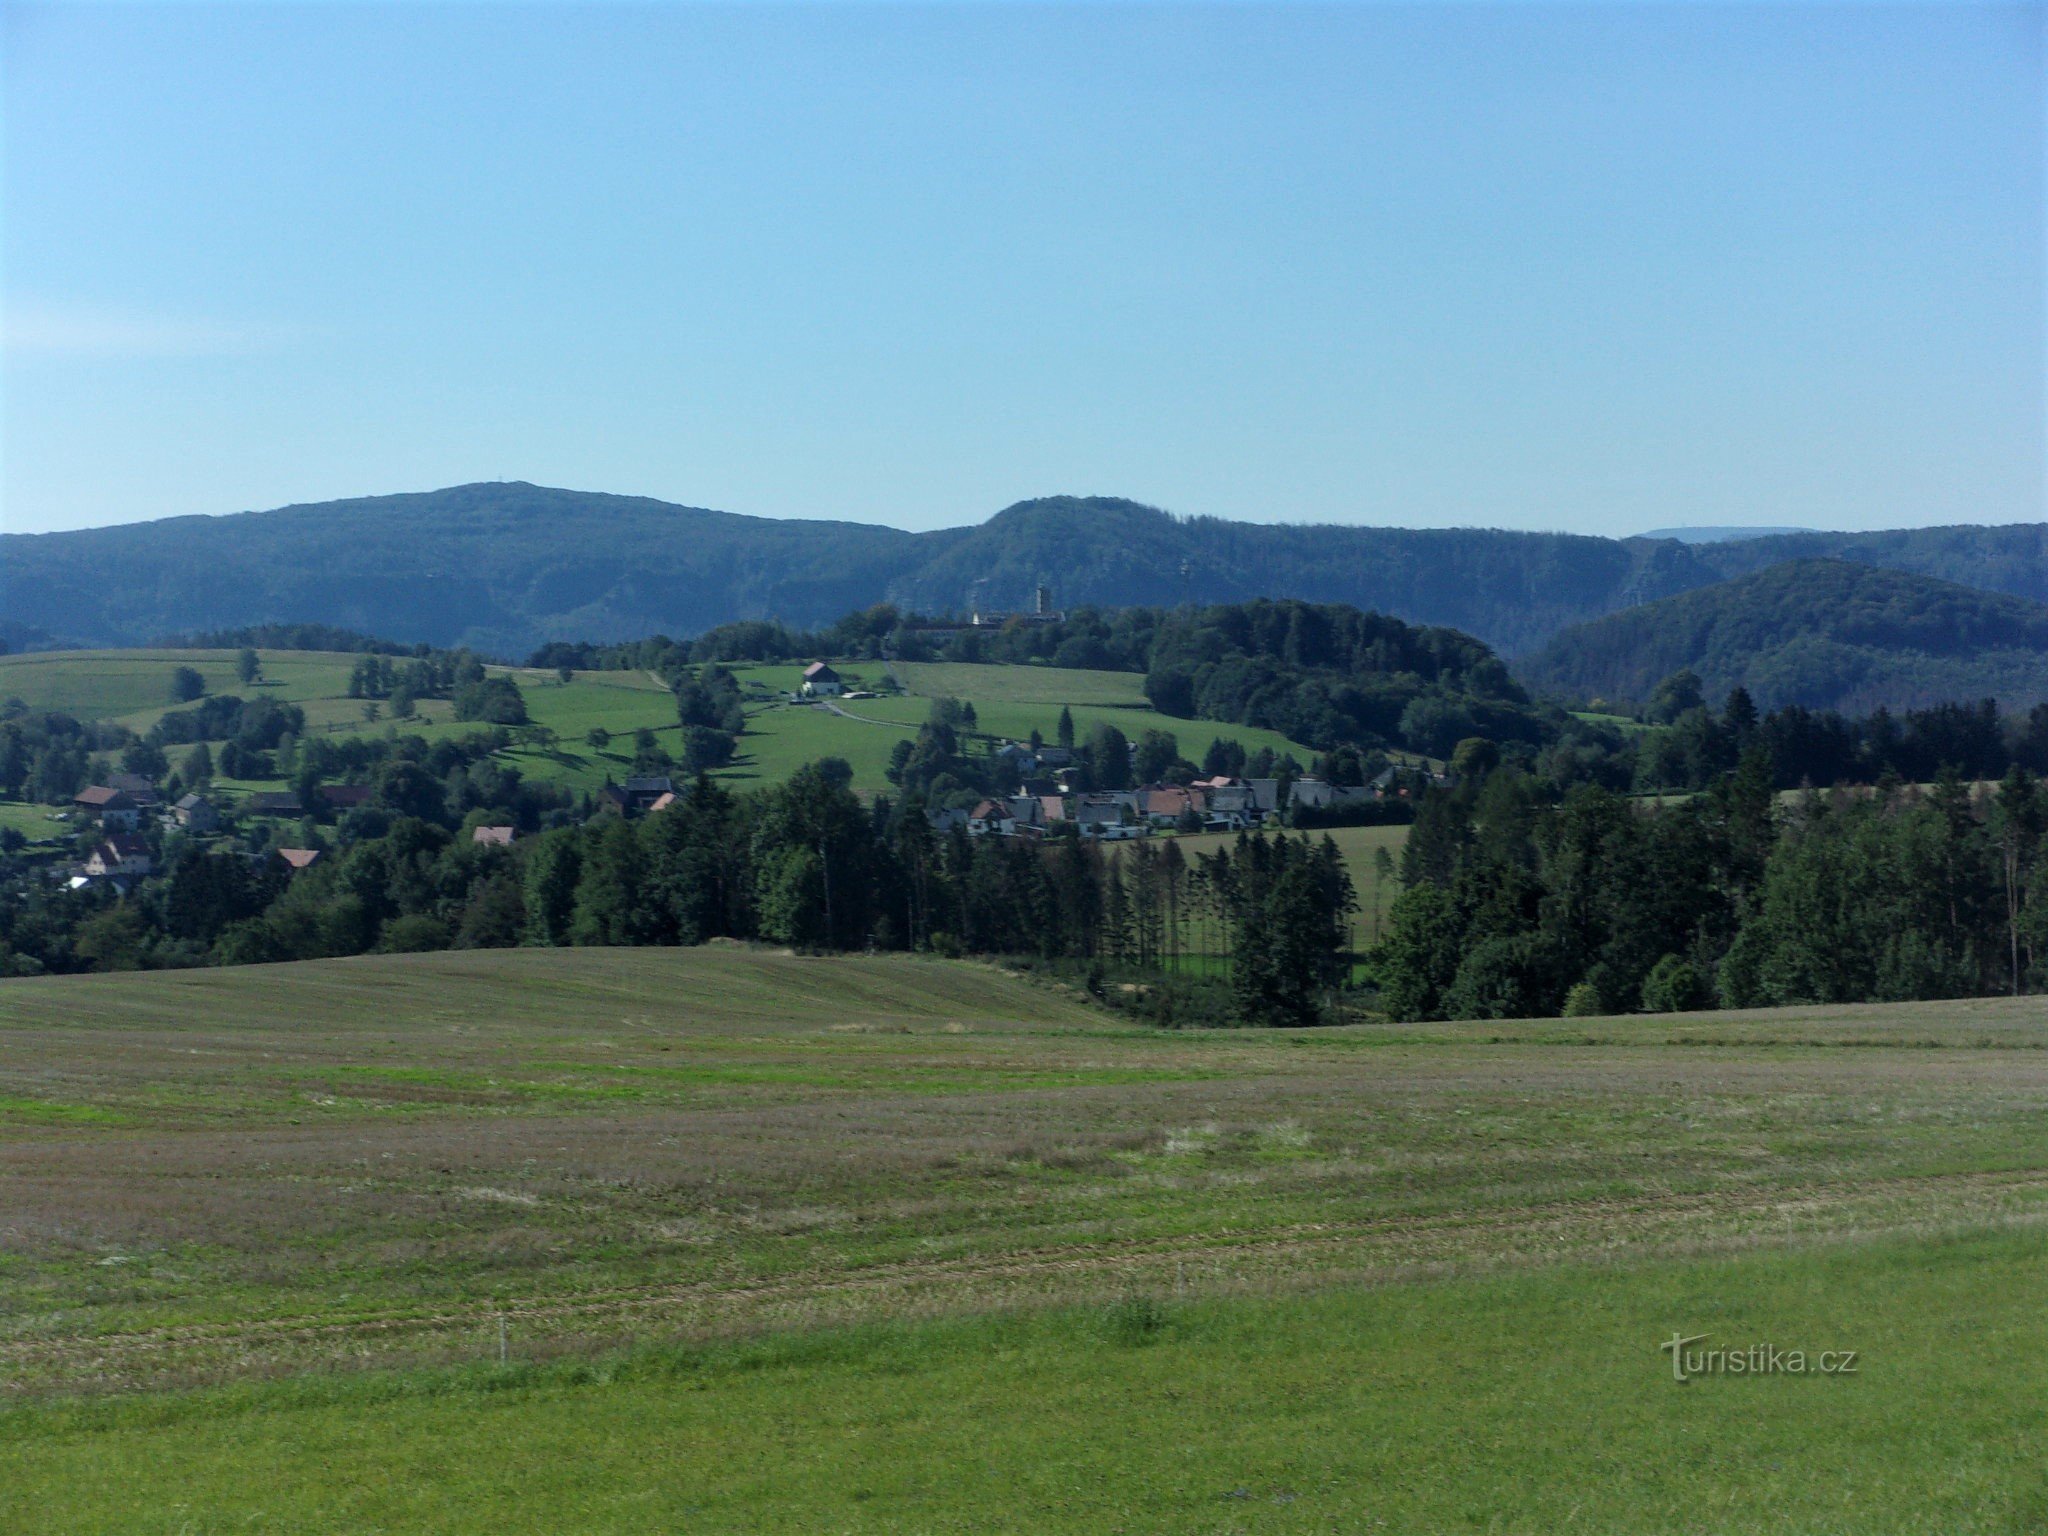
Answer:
83 835 152 879
800 662 844 698
73 786 141 832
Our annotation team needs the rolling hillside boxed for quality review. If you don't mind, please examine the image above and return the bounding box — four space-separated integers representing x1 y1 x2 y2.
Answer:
9 479 2046 658
1518 558 2048 714
0 648 1320 802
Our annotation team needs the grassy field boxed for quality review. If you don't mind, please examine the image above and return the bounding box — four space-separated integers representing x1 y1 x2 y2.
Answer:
894 660 1153 707
0 800 72 843
3 948 2047 1528
8 1232 2045 1534
891 659 1321 767
0 649 360 730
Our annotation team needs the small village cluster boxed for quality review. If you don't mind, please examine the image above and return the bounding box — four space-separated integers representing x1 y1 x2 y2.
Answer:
60 775 517 891
930 762 1403 843
47 645 1431 891
803 658 1424 842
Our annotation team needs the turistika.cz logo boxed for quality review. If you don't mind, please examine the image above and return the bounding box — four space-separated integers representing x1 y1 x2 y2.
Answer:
1659 1333 1859 1383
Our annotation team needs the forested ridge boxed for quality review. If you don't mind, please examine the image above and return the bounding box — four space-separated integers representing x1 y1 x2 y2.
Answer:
1520 559 2048 714
8 480 2046 658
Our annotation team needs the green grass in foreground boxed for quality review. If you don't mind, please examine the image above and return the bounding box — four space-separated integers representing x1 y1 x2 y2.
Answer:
5 949 2048 1527
5 1228 2043 1534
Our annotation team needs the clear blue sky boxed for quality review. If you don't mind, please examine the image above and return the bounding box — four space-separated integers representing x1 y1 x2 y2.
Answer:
2 1 2041 537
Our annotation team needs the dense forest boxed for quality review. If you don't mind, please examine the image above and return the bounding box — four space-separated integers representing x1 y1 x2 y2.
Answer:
1520 560 2048 714
1141 600 1541 758
8 480 2046 657
1378 758 2048 1020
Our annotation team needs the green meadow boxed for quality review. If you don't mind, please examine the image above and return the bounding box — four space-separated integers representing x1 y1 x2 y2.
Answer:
2 947 2045 1529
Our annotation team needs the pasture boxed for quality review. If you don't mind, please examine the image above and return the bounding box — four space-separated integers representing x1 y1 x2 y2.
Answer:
889 659 1323 771
0 649 360 733
2 948 2046 1529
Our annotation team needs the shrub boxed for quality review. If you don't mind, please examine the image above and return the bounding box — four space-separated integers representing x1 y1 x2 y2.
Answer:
378 913 452 954
1640 954 1712 1013
1561 981 1604 1018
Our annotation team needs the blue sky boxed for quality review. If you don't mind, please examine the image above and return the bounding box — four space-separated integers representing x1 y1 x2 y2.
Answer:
2 1 2040 537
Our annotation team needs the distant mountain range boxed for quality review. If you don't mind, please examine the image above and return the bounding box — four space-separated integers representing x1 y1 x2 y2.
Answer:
3 481 2046 661
1636 526 1815 544
1519 559 2048 715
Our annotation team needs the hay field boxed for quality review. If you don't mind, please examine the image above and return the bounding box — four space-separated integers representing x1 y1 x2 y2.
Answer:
3 949 2046 1529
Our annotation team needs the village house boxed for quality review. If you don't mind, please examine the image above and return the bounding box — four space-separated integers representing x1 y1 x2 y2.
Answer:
1072 791 1143 838
72 786 141 832
596 776 677 815
1141 786 1205 828
471 825 517 846
799 662 844 698
923 806 969 834
1003 795 1046 831
1245 778 1286 820
105 772 161 809
83 834 152 880
966 799 1015 837
171 793 221 833
318 784 373 812
1191 777 1263 826
1289 777 1376 812
625 776 674 811
245 790 304 817
273 848 323 874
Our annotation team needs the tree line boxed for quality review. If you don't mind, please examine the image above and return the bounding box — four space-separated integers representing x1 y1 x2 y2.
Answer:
1375 752 2048 1019
0 763 1355 1027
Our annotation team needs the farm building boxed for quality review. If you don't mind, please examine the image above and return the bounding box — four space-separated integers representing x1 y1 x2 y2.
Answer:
73 786 141 831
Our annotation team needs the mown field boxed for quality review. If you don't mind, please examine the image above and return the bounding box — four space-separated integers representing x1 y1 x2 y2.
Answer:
2 948 2046 1530
0 649 1320 803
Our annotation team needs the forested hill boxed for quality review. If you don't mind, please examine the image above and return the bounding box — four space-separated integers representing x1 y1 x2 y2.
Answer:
1518 559 2048 714
0 483 946 659
5 480 2045 658
1142 599 1544 757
